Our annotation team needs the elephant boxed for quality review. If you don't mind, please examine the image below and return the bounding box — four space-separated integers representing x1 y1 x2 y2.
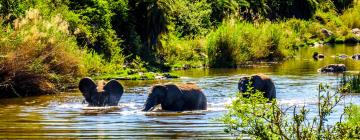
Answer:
318 64 346 73
79 77 124 106
238 74 276 100
142 83 207 111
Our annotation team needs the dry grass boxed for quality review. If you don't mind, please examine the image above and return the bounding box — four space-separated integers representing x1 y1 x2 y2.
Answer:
0 9 85 98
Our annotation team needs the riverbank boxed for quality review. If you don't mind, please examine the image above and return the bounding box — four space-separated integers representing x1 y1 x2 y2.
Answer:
0 1 360 98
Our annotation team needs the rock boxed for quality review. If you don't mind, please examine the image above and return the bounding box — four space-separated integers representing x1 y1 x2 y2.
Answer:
352 28 360 37
162 73 179 79
155 75 166 80
313 52 324 60
345 36 359 44
313 42 323 47
318 64 346 73
338 54 348 59
321 28 333 37
352 54 360 60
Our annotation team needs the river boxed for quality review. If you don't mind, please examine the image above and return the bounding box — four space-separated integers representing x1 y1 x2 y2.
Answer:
0 44 360 139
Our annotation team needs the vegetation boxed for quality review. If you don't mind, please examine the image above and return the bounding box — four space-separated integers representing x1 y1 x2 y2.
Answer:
221 83 360 139
0 9 86 97
0 0 360 96
340 73 360 93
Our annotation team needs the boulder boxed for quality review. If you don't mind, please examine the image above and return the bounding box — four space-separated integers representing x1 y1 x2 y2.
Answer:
321 28 333 37
318 64 346 73
352 54 360 60
352 28 360 37
313 52 324 60
338 54 348 59
345 36 359 44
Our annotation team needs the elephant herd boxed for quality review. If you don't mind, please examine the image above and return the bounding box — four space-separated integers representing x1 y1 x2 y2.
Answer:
79 74 276 111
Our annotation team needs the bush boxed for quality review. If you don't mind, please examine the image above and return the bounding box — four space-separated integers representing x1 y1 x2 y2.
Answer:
159 33 206 69
341 4 360 28
221 83 360 139
0 9 85 98
340 73 360 93
206 20 298 68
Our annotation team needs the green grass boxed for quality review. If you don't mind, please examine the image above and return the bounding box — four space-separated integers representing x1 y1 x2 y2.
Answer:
206 20 299 68
340 73 360 93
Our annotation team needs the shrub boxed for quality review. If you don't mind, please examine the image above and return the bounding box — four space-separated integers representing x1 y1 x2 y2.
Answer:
340 73 360 93
341 4 360 28
159 33 206 69
221 83 360 139
0 9 85 98
206 20 298 68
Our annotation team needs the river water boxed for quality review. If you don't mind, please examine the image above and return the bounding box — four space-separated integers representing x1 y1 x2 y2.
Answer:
0 44 360 139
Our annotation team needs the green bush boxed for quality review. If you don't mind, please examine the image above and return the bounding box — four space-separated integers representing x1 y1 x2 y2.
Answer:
160 33 206 69
221 83 360 139
341 4 360 28
206 20 298 68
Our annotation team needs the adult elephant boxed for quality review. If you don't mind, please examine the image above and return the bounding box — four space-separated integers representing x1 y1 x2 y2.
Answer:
79 77 124 106
142 83 207 111
238 74 276 100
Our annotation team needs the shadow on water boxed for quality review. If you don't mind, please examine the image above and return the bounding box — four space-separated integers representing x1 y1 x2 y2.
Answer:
0 44 360 139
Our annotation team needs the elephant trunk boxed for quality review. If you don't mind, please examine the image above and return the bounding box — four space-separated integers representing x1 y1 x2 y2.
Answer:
142 96 158 111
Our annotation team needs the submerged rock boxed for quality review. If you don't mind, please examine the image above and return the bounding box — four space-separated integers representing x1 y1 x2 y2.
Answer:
338 54 348 59
318 64 346 73
313 52 324 60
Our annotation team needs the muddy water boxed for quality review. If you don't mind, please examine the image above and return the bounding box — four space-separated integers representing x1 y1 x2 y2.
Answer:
0 44 360 139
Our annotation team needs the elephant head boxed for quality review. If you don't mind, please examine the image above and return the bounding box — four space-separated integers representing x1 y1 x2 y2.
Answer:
79 77 124 106
238 76 250 93
238 75 262 93
142 84 184 111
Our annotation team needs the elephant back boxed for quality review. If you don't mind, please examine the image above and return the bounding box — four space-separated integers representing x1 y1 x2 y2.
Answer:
177 83 207 110
251 74 276 99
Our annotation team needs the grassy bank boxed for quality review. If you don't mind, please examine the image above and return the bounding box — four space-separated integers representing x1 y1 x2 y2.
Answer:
0 9 86 97
0 0 360 97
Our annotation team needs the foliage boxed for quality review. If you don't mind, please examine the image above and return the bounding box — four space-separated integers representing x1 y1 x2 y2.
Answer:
206 20 298 68
341 3 360 28
0 9 85 97
169 0 212 38
68 0 122 58
221 83 360 139
340 73 360 93
159 33 207 69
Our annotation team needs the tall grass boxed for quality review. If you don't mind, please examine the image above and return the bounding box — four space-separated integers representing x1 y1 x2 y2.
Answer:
341 4 360 29
0 9 85 97
340 73 360 93
206 20 299 68
159 33 206 69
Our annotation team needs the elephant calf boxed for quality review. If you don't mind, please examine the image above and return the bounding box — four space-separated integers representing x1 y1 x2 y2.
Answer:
79 77 124 106
238 74 276 100
143 83 207 111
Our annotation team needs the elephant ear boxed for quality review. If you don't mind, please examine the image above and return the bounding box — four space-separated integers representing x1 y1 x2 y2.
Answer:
103 79 124 106
164 84 184 110
250 75 262 87
79 77 97 104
